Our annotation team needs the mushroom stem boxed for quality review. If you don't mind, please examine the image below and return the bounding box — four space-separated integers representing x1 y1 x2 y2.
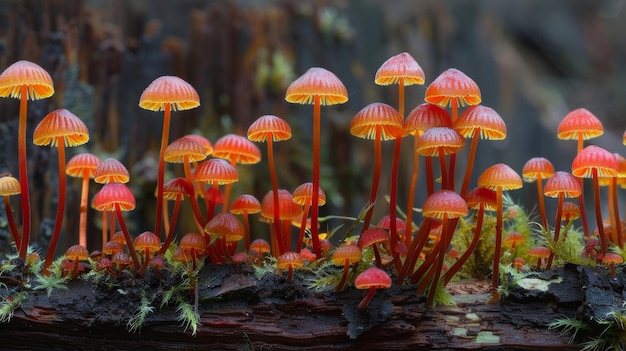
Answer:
397 218 433 284
405 138 420 247
358 286 377 311
546 194 563 270
536 175 549 230
154 103 171 240
139 248 151 274
490 186 504 303
427 215 450 307
78 174 90 247
310 95 322 257
17 85 30 259
389 133 402 272
4 197 20 249
447 100 459 191
592 170 608 255
372 245 382 267
184 158 206 227
438 148 448 190
335 260 351 293
267 137 284 254
425 156 434 196
115 203 141 270
443 205 484 285
159 195 182 255
296 202 311 253
460 130 479 198
361 128 382 233
242 211 251 252
286 266 294 282
43 141 67 273
610 177 623 248
101 210 108 249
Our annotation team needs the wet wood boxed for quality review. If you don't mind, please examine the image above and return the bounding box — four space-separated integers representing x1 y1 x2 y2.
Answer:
0 264 586 351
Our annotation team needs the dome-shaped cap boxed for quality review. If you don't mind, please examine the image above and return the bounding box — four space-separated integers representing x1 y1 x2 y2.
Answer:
571 145 618 178
92 183 136 211
522 157 555 182
33 109 89 147
374 52 425 86
213 134 262 165
164 136 207 163
453 105 506 140
139 76 200 111
247 115 292 142
66 153 101 178
424 68 481 108
285 67 348 105
350 103 404 140
477 163 522 190
422 190 468 219
403 103 451 137
543 171 581 198
0 60 54 100
557 108 603 141
416 127 465 156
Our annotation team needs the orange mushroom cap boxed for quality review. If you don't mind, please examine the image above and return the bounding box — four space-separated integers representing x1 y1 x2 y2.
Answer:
65 244 89 261
164 136 207 163
102 241 124 256
66 153 101 178
602 253 624 265
292 182 327 206
424 68 481 108
247 115 292 142
0 176 21 196
0 60 54 100
557 108 603 141
230 194 261 215
285 67 348 105
111 252 131 266
503 232 525 247
416 127 466 156
350 102 404 140
92 183 136 212
139 76 200 111
522 157 555 182
571 145 618 178
182 134 213 156
133 231 161 254
179 232 207 254
561 201 581 221
162 177 192 200
250 238 271 255
403 103 452 137
277 251 305 270
94 158 130 184
331 244 362 266
543 171 582 198
374 52 425 86
204 213 244 242
260 189 303 220
33 109 89 147
358 228 388 249
477 163 523 191
527 246 551 259
354 266 391 290
465 187 497 211
212 134 262 165
453 105 506 140
193 158 239 185
422 190 468 220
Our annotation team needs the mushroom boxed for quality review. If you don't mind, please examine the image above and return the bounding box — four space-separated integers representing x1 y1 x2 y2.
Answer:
602 253 623 277
159 177 193 254
419 190 468 306
572 145 618 256
249 238 271 266
350 102 404 237
454 105 507 197
403 103 451 244
34 109 89 272
292 182 326 253
543 171 582 269
260 189 303 255
331 244 362 292
139 76 200 240
522 157 555 230
0 60 54 259
354 267 391 310
443 187 496 286
512 257 525 272
0 175 22 249
230 194 262 252
358 228 389 267
276 251 304 282
133 231 161 274
285 67 348 258
179 232 207 271
212 134 261 210
66 153 101 248
477 163 523 302
248 115 292 251
65 244 89 279
557 108 604 238
375 53 425 276
193 158 239 221
527 246 551 270
416 127 466 191
93 158 130 248
204 213 244 263
92 183 140 270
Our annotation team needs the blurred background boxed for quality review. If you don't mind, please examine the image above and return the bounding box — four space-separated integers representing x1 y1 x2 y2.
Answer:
0 0 624 256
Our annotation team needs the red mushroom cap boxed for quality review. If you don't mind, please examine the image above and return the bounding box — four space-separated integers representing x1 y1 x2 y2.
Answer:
354 267 391 290
374 52 425 86
285 67 348 105
424 68 481 108
422 190 468 220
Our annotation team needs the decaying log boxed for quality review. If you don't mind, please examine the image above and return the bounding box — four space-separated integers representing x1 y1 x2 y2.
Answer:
1 263 616 350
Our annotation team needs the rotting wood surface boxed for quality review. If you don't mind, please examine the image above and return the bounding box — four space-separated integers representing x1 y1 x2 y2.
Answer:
0 263 607 351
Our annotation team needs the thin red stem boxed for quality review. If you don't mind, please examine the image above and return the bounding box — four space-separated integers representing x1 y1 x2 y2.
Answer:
611 177 623 248
43 142 67 272
389 135 402 271
443 206 485 285
545 194 563 270
18 86 30 259
159 196 181 255
425 156 434 196
397 218 433 284
296 203 311 253
101 210 108 249
490 188 503 302
335 260 350 293
405 138 420 247
460 130 479 198
184 159 207 227
78 174 90 247
426 216 449 307
537 176 549 230
116 204 140 271
311 95 321 257
361 129 382 233
358 287 376 310
592 171 608 255
155 103 171 239
438 148 448 190
242 212 251 252
267 138 284 254
4 198 20 249
222 158 237 213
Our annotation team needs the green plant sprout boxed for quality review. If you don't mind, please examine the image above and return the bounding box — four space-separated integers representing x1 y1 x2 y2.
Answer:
127 291 154 333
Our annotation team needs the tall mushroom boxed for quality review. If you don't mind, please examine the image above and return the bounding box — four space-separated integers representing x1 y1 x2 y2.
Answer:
285 67 348 258
66 153 101 248
229 194 261 252
522 157 555 231
34 109 89 272
0 60 55 259
139 76 200 240
247 115 292 251
477 163 522 302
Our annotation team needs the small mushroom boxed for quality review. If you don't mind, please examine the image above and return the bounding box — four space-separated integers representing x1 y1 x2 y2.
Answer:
354 267 391 310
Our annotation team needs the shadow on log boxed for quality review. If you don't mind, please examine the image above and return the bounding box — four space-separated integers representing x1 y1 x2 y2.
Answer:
1 263 615 350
